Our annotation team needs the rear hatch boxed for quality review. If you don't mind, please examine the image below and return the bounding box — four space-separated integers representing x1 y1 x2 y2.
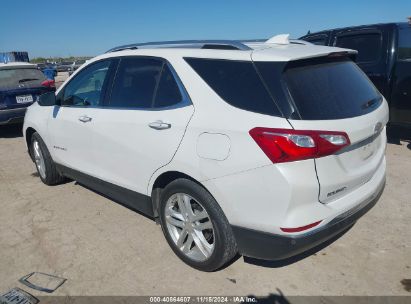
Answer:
254 54 388 203
0 66 52 109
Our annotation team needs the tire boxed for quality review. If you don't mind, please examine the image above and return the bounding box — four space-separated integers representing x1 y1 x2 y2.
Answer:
159 178 237 271
30 132 65 185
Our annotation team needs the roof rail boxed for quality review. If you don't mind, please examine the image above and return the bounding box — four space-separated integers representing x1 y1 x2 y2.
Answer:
106 40 252 53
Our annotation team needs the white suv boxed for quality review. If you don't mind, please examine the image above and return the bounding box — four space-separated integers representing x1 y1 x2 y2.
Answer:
23 36 388 271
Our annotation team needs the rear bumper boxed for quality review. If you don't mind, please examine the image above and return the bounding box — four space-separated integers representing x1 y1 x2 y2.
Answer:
232 177 385 261
0 107 27 125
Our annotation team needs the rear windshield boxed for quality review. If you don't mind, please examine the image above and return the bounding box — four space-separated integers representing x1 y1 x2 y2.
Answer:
0 68 46 89
281 59 382 120
184 58 282 116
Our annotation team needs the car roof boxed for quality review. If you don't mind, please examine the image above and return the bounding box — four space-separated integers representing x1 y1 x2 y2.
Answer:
0 62 36 69
96 35 356 64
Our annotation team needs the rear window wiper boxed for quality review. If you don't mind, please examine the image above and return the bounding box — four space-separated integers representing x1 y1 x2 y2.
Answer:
361 96 382 109
18 78 39 83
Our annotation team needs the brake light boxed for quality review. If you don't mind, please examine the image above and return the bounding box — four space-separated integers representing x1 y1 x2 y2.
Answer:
41 79 55 88
280 220 322 233
249 127 350 163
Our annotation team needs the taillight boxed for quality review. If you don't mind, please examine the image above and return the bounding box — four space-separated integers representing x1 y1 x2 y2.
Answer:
249 127 350 163
41 79 55 88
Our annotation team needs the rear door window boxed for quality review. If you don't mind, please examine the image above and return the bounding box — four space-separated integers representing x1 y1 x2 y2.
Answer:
281 59 381 120
184 58 281 116
109 57 163 108
0 68 46 89
398 27 411 60
153 64 183 108
334 32 382 63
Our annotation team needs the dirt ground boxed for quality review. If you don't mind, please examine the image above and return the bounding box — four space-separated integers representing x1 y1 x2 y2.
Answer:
0 124 410 297
55 72 69 88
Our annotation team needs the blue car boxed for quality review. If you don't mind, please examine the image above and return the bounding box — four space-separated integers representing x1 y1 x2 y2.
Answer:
37 63 58 80
0 62 55 125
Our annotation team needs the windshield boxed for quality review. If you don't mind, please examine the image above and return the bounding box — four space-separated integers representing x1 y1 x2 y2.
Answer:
0 68 46 89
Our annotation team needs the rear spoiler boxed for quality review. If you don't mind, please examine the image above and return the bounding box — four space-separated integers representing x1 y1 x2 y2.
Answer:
282 51 359 71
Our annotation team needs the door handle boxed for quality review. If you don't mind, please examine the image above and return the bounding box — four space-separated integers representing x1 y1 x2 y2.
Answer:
148 120 171 130
78 115 92 123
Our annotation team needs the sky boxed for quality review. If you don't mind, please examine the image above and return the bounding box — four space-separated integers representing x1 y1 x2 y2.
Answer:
1 0 410 58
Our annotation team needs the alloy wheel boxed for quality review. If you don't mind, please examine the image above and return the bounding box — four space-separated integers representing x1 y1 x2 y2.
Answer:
33 140 46 179
164 193 215 262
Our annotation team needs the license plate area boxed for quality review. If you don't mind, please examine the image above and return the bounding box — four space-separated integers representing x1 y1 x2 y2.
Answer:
336 130 383 170
316 130 385 204
358 133 380 161
16 95 33 104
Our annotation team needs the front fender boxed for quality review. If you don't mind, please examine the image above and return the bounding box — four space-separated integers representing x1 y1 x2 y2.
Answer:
23 103 54 154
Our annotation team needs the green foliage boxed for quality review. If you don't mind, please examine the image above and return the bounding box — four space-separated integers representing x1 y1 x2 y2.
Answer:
30 57 47 63
30 56 93 64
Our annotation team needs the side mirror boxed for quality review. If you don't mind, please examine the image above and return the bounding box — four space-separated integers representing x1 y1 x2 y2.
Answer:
37 92 56 106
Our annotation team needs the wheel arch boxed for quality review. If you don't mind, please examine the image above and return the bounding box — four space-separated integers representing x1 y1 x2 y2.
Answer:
25 127 37 161
150 170 213 218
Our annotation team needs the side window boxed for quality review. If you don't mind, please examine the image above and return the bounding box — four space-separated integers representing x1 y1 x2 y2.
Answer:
62 60 111 106
398 27 411 60
334 32 382 63
109 57 163 108
185 58 281 117
153 64 183 108
303 35 328 46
